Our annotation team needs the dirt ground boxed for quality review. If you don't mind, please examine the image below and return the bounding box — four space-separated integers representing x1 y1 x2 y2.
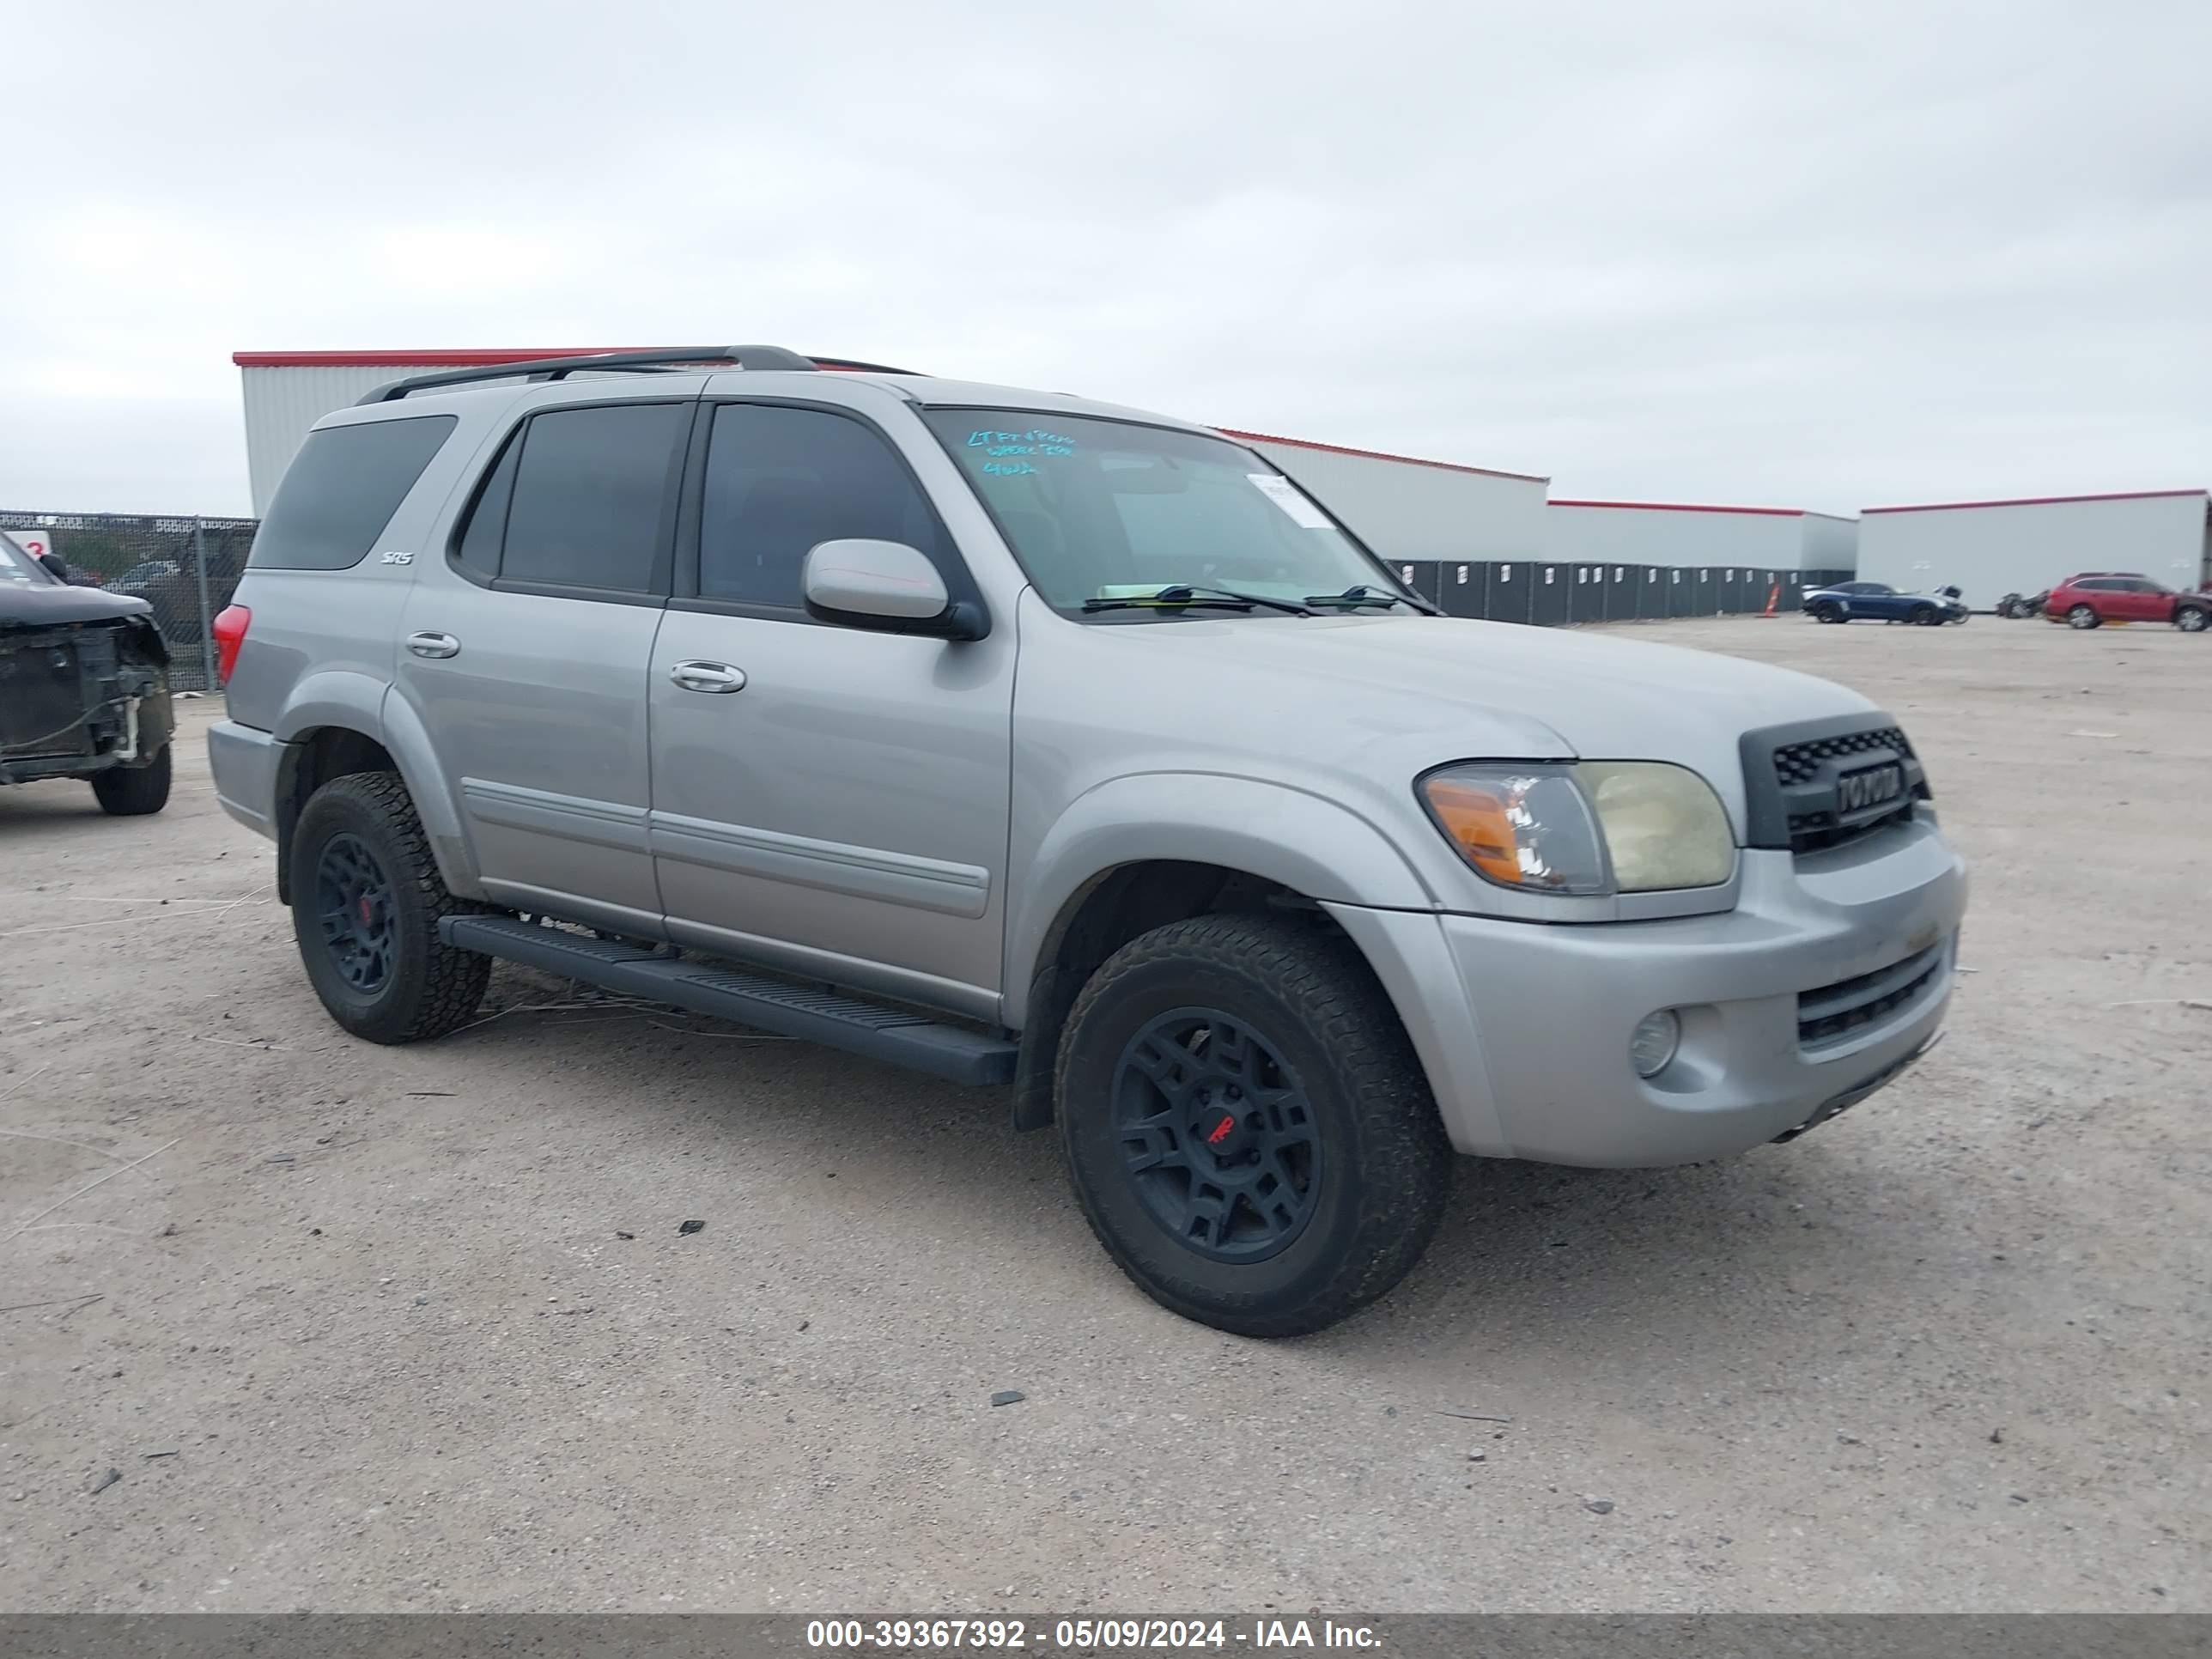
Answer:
3 616 2207 1613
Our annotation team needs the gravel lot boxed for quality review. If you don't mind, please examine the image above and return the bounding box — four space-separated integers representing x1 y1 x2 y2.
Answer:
3 616 2206 1613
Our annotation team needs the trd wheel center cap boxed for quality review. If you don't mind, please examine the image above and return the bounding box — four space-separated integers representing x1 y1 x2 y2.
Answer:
1190 1085 1253 1164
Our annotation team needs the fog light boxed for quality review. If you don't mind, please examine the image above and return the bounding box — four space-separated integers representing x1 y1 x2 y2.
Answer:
1631 1010 1680 1078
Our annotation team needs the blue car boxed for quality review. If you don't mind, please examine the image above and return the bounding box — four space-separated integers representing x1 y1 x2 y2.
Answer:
1802 580 1969 626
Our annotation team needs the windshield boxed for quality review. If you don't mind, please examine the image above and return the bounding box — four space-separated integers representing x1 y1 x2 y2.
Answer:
0 531 56 585
921 409 1418 615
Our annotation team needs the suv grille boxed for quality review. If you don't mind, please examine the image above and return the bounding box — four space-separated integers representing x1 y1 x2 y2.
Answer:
1771 726 1914 787
1797 942 1946 1050
1741 715 1929 859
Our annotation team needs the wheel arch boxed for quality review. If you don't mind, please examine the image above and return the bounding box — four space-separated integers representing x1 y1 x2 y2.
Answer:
270 695 476 905
1004 777 1438 1133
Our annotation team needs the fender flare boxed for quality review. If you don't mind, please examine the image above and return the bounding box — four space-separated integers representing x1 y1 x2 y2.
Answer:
1001 771 1438 1030
270 672 481 899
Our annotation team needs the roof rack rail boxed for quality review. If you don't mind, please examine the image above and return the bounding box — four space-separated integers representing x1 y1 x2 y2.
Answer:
807 356 923 374
356 344 918 404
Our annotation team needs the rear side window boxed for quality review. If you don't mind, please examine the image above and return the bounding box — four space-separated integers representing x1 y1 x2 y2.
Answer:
249 416 457 569
452 428 522 581
499 403 687 592
697 404 950 608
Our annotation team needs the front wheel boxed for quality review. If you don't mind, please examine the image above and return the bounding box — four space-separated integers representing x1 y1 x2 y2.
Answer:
1055 913 1452 1337
2177 607 2209 634
89 744 171 816
289 771 490 1043
2068 605 2100 629
1813 601 1844 623
1912 605 1942 626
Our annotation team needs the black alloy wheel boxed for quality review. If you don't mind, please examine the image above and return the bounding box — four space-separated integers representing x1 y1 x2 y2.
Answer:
314 831 397 994
1113 1008 1322 1263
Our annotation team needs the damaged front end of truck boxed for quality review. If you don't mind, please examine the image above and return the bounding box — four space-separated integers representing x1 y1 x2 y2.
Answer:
1 534 176 811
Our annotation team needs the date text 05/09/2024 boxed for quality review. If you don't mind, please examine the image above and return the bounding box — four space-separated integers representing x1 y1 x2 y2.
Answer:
804 1618 1382 1650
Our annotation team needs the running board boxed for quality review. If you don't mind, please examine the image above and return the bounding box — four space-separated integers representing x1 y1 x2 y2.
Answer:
438 915 1017 1086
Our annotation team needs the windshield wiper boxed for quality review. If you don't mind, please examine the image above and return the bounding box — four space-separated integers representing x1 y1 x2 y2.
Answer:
1081 584 1316 617
1302 584 1439 615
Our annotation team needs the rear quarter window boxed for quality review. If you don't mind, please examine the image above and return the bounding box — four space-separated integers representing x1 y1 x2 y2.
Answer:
248 415 459 570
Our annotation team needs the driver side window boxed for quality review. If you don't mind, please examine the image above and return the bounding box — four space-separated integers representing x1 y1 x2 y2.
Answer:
696 404 951 611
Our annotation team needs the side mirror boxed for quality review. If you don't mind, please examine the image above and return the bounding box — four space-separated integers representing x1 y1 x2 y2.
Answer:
38 552 70 583
802 539 987 641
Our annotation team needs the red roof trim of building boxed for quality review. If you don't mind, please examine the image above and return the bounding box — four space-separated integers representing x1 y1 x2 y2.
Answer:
1215 428 1547 483
1549 497 1805 518
1861 488 2208 515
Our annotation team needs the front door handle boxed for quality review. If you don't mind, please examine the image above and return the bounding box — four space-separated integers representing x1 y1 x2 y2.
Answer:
406 631 461 659
669 660 747 694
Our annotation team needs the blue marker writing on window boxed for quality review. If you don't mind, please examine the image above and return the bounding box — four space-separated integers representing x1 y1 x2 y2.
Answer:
969 428 1076 456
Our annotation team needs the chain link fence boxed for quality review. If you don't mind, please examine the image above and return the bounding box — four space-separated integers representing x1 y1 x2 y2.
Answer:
1 511 258 692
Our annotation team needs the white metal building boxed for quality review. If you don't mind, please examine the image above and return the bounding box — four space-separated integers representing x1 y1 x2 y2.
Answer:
1547 499 1859 575
234 350 1552 563
1856 489 2212 610
236 349 647 512
1219 429 1549 562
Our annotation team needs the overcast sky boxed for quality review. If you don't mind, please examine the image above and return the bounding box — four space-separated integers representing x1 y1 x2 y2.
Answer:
5 0 2207 517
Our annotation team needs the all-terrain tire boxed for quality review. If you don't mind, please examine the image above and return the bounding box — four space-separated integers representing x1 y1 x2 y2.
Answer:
1055 913 1452 1337
290 770 490 1044
90 744 171 816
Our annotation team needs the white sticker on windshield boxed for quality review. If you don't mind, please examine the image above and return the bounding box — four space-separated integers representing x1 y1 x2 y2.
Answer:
1248 474 1333 529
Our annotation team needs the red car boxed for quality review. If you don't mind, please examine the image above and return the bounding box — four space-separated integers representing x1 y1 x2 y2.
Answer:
2044 571 2212 632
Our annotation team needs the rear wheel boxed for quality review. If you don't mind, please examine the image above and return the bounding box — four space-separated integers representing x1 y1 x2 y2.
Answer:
289 771 490 1043
1056 913 1452 1337
89 744 171 816
2177 606 2209 634
2068 604 2100 629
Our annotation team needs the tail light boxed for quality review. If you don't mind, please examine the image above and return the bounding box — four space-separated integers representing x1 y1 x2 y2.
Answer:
212 605 251 684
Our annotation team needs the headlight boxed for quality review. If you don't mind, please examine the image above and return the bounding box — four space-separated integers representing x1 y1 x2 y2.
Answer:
1416 769 1609 894
1418 762 1734 895
1578 762 1735 890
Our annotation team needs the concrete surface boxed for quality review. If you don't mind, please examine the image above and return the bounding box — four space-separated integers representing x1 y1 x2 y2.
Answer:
2 617 2206 1613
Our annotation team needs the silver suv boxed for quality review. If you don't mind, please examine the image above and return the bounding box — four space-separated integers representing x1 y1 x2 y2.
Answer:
209 345 1966 1335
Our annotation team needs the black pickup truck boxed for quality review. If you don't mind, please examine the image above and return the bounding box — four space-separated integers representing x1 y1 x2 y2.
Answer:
0 530 173 815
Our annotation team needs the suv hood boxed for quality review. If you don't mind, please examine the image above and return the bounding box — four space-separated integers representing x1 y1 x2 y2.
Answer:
0 581 157 628
1121 612 1872 745
1097 612 1879 836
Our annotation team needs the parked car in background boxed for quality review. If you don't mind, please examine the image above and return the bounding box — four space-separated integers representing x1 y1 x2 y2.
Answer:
1803 580 1969 626
111 559 185 597
0 530 174 813
109 558 195 637
2042 572 2212 632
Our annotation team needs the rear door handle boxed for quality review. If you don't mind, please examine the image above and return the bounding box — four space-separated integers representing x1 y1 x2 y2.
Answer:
406 632 461 659
670 660 747 694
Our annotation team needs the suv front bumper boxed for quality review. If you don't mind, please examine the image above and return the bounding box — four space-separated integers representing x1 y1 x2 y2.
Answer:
1326 817 1967 1167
